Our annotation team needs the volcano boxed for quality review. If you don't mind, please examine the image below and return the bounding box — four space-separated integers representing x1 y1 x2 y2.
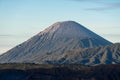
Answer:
0 21 119 65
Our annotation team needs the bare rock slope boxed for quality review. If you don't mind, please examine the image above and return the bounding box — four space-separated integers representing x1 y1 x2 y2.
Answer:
0 21 117 65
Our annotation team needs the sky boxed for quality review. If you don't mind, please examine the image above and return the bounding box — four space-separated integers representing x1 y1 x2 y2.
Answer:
0 0 120 54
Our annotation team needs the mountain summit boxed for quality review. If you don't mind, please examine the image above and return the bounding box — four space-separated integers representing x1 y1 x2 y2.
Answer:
0 21 117 65
38 21 111 44
39 21 99 39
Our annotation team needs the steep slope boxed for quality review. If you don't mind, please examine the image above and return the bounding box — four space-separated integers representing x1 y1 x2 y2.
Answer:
0 21 112 64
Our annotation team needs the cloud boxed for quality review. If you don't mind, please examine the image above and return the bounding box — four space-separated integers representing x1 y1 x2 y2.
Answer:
69 0 103 3
0 34 32 39
0 35 13 37
111 3 120 8
102 34 120 37
70 0 100 3
70 0 120 11
85 7 109 11
71 0 96 1
85 3 120 11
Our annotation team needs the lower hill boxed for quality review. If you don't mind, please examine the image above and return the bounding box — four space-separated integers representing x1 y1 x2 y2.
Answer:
0 63 120 80
55 43 120 65
0 43 120 65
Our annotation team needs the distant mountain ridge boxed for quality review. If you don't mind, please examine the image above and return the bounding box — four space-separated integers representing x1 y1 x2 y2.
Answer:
0 21 119 65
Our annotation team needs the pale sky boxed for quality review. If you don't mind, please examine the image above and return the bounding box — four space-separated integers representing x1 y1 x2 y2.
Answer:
0 0 120 54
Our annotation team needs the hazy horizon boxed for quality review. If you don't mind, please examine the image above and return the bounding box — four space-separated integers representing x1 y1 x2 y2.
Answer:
0 0 120 53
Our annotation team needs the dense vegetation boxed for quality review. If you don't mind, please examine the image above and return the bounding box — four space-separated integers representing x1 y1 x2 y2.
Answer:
0 63 120 80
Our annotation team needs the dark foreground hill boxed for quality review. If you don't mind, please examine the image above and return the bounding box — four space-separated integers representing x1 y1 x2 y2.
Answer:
0 63 120 80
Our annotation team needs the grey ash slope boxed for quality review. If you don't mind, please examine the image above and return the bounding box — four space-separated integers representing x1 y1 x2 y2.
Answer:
0 21 113 65
56 43 120 65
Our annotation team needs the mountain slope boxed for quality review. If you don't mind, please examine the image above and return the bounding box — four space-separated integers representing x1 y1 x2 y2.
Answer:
0 21 112 64
50 43 120 65
2 43 118 65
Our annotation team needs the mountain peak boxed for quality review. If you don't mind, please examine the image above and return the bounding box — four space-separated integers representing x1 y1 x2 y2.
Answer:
49 20 81 29
36 21 112 49
38 21 109 41
58 20 79 24
39 21 87 38
38 21 78 35
0 21 113 65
